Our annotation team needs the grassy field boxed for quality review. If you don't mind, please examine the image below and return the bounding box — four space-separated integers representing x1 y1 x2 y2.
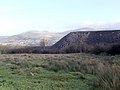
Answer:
0 53 120 90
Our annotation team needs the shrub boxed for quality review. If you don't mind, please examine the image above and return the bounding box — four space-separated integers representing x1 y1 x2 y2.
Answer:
94 64 120 90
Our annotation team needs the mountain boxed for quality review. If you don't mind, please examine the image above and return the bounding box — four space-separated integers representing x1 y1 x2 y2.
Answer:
52 30 120 53
1 22 120 46
0 31 66 46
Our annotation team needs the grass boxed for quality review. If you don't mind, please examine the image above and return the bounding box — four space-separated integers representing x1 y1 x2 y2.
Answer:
0 53 120 90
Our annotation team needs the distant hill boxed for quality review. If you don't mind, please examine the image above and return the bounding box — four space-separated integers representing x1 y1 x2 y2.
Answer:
1 22 120 46
52 30 120 53
0 28 99 46
0 31 66 46
3 30 120 55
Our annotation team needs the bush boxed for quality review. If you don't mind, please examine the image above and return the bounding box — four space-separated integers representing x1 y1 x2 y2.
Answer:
94 64 120 90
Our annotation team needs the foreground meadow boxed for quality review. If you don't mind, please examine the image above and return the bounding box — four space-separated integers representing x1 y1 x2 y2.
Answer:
0 53 120 90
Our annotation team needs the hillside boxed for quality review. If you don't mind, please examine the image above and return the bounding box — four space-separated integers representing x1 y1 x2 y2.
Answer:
0 31 66 46
52 30 120 53
0 28 97 46
1 21 120 47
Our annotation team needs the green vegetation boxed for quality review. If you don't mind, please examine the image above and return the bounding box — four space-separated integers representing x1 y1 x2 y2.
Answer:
0 54 120 90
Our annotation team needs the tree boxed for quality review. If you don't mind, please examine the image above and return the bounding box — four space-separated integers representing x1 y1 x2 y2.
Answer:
40 38 48 50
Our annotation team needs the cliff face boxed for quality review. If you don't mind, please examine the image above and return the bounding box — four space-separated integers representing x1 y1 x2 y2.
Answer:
52 30 120 52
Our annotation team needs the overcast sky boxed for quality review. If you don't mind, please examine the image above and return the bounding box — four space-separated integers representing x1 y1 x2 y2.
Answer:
0 0 120 36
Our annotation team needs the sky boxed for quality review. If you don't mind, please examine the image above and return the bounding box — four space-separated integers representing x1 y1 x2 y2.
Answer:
0 0 120 36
